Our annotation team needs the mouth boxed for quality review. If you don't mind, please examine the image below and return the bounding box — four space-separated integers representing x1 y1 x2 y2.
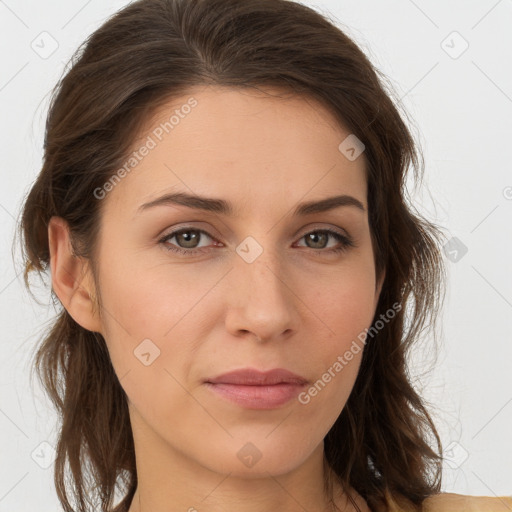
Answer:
203 367 308 409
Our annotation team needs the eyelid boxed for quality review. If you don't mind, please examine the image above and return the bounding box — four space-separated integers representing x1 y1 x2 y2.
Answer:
295 222 351 239
158 222 355 256
158 222 351 243
157 221 222 240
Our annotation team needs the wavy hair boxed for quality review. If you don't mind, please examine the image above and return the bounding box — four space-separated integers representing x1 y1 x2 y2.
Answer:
16 0 447 510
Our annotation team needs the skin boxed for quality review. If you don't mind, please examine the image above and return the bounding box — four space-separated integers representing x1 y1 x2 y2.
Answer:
48 84 383 512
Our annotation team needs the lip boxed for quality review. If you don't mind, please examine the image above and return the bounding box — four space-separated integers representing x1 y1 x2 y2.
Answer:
203 368 308 410
205 367 308 386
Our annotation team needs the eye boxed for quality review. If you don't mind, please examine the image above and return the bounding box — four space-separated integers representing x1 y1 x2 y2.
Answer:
159 228 220 255
295 229 355 254
158 227 355 256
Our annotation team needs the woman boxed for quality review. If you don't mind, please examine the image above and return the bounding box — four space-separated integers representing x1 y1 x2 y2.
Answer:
16 0 511 511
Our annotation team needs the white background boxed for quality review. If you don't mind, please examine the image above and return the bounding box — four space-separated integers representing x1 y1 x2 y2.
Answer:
1 0 511 510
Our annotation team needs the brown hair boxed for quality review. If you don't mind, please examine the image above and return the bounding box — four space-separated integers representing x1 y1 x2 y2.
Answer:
16 0 447 510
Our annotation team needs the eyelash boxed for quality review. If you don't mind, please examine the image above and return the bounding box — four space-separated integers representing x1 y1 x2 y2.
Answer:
158 227 355 256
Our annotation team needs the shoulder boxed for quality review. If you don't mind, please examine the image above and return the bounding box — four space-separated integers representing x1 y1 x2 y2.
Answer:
379 491 512 512
422 492 512 512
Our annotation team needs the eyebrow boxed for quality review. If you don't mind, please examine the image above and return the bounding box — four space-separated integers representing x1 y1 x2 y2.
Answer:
137 191 365 216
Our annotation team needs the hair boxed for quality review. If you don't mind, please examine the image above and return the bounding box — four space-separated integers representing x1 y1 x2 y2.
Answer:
16 0 448 511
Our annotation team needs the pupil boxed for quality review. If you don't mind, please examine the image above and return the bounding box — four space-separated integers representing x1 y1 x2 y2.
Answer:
308 232 326 248
179 231 198 248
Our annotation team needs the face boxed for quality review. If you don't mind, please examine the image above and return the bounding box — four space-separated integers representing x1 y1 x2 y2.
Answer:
86 85 383 478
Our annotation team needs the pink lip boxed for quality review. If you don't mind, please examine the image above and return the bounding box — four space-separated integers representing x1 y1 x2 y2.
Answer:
205 368 308 386
204 368 308 410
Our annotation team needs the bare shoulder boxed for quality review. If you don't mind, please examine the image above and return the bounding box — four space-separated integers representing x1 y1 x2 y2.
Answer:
422 492 512 511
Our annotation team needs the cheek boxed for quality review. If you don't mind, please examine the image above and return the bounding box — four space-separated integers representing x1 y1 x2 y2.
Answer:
294 289 373 435
95 260 198 424
93 249 177 381
98 246 202 339
299 267 376 400
94 246 226 414
307 263 377 345
283 258 377 399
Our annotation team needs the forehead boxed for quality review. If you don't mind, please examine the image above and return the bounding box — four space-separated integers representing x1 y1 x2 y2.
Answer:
103 85 367 216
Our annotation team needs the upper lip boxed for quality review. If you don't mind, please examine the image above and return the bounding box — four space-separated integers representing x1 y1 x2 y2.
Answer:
205 368 308 386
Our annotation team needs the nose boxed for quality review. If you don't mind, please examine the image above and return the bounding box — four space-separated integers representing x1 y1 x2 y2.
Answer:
224 243 298 343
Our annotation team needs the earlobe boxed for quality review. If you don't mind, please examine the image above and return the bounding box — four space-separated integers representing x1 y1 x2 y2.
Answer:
48 216 103 334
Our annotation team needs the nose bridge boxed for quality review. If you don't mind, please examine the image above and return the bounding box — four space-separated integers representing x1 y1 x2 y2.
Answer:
226 234 296 339
235 235 287 300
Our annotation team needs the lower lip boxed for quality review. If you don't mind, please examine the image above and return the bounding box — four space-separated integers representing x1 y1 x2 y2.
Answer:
204 382 306 409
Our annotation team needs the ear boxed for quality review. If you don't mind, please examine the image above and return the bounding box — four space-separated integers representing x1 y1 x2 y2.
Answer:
48 216 103 334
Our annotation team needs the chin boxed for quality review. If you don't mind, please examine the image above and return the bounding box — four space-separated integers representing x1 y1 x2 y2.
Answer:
192 436 318 478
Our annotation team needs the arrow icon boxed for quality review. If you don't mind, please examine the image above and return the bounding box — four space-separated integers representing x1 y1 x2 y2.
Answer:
338 134 365 161
236 236 263 263
237 441 262 467
134 339 161 366
443 236 468 262
31 31 59 59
